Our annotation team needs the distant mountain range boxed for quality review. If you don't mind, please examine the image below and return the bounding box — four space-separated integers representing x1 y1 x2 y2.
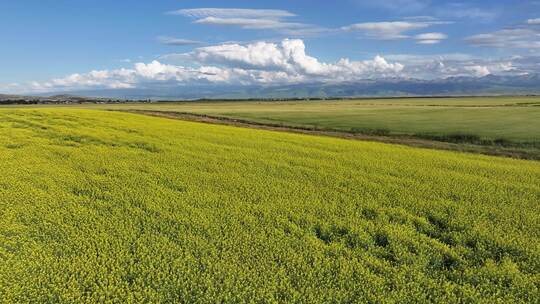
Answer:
0 94 128 104
0 94 101 102
2 74 540 102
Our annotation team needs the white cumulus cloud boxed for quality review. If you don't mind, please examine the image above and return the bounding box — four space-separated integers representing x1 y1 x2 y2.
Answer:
389 53 521 79
22 39 405 93
15 39 538 94
464 65 491 77
186 39 404 79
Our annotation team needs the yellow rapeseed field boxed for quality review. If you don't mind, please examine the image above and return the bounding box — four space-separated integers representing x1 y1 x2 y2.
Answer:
0 109 538 303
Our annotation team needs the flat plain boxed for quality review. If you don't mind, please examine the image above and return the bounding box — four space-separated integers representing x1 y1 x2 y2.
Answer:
0 108 539 302
95 96 540 143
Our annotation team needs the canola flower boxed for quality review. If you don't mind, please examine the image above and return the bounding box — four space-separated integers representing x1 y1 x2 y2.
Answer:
0 109 538 303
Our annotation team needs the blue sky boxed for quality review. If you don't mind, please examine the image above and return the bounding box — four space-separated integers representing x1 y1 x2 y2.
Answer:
1 0 539 93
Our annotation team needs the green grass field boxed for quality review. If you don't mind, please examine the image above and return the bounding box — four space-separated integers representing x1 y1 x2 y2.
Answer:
93 97 540 143
1 108 539 302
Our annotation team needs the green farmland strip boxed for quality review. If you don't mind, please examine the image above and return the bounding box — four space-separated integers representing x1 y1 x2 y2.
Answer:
92 96 540 143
